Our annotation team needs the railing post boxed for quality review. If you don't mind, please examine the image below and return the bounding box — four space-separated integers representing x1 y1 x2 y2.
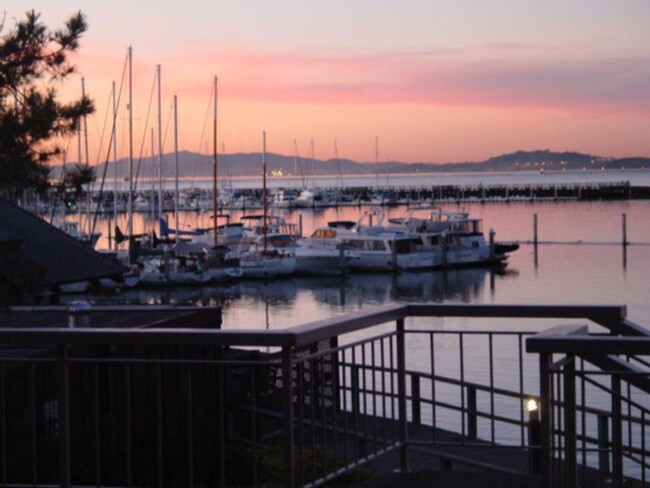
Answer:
58 345 71 488
396 318 409 472
597 414 610 475
539 352 552 488
563 355 577 488
467 385 477 441
411 374 421 426
351 365 360 416
282 346 295 488
611 375 623 488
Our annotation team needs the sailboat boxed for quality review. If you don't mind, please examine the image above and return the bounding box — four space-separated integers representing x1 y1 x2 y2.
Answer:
239 132 297 278
203 76 243 282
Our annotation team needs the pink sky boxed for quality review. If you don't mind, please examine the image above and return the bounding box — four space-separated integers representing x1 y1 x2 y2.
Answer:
14 1 650 164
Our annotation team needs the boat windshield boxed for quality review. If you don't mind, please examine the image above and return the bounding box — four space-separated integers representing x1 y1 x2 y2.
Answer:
450 219 483 235
311 228 338 239
343 239 387 251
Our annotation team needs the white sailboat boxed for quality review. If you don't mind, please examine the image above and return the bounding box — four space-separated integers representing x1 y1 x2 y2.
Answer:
240 132 296 278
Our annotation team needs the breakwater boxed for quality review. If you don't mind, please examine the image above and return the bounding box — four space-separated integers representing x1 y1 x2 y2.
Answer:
58 181 649 215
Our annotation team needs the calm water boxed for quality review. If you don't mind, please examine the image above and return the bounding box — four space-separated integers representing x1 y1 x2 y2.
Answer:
112 168 650 191
72 199 650 454
80 199 650 331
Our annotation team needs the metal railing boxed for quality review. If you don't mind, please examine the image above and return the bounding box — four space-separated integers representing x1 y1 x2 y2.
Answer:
527 329 650 488
0 303 638 487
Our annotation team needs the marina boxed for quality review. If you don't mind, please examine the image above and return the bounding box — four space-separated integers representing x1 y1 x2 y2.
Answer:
3 2 650 486
49 197 650 327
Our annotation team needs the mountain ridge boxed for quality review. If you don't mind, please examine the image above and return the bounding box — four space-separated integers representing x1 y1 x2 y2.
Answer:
50 149 650 180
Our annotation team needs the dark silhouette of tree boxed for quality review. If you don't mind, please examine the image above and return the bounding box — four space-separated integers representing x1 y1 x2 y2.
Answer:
65 162 96 197
0 10 94 202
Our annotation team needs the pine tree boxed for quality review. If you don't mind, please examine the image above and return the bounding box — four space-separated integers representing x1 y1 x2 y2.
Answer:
0 10 94 202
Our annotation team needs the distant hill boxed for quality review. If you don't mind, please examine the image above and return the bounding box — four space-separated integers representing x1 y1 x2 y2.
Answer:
50 149 650 180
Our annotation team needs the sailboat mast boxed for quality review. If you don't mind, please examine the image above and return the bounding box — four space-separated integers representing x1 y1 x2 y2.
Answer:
157 64 163 220
81 77 90 236
112 80 118 233
375 135 379 190
150 128 155 218
262 131 267 254
127 46 134 246
212 76 218 247
174 94 179 245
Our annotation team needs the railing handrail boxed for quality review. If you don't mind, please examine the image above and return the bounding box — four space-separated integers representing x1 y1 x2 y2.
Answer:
527 336 650 355
0 303 632 349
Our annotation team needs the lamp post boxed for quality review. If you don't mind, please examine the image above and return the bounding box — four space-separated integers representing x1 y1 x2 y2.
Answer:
527 399 541 473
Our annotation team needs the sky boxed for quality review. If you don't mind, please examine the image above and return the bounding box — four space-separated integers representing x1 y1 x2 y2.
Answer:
8 1 650 164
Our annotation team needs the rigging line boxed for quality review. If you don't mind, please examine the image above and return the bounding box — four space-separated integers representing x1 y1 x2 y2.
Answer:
222 142 231 179
190 83 214 181
89 83 117 173
132 70 158 193
89 51 129 239
79 96 111 234
293 139 306 187
156 99 175 196
49 138 73 225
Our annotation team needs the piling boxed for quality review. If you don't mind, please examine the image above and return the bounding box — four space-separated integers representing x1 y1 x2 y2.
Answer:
533 214 538 246
489 228 495 259
622 213 628 247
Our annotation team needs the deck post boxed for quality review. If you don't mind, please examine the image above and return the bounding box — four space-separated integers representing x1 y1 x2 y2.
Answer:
411 374 421 425
282 346 295 488
467 385 477 440
597 414 610 474
611 375 623 487
563 355 577 488
396 318 409 472
539 352 552 488
58 345 71 488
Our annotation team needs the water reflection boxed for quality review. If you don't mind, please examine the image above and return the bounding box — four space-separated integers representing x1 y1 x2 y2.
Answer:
68 266 509 312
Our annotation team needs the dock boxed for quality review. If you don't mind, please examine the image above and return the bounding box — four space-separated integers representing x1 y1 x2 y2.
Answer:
41 180 650 216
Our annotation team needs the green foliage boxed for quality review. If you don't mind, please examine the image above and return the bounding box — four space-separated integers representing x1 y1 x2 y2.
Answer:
0 10 94 202
225 443 373 487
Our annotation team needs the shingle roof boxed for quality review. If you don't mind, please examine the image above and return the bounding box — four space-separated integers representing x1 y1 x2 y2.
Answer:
0 198 125 286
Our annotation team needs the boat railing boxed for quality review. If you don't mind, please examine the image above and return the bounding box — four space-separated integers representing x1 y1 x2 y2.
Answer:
0 303 645 488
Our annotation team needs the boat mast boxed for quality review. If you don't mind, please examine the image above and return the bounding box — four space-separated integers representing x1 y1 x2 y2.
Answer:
150 128 155 218
375 135 379 190
112 80 118 241
212 76 218 247
262 131 267 254
157 64 163 220
127 46 134 249
173 94 179 245
81 77 91 236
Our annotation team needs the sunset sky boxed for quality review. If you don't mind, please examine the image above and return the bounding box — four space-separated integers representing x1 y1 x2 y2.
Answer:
10 1 650 165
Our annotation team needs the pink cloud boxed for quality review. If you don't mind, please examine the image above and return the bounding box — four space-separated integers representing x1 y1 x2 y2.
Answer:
160 44 650 114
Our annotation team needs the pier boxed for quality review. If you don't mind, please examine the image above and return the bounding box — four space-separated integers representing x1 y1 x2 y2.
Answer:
1 304 648 487
42 181 647 216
